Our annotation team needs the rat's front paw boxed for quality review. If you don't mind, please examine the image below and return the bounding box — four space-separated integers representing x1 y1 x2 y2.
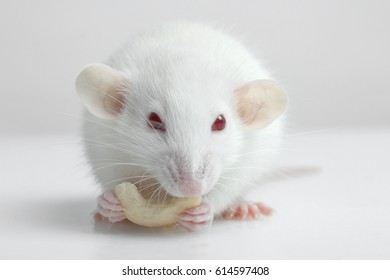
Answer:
177 203 213 232
96 189 127 223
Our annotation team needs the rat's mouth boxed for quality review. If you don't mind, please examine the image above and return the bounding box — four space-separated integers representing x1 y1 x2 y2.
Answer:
127 173 205 200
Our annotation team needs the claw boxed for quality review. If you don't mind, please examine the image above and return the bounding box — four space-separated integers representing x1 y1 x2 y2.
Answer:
96 189 126 223
177 202 213 232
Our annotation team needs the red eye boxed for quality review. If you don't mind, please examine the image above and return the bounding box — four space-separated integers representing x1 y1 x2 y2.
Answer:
211 114 226 131
148 112 166 132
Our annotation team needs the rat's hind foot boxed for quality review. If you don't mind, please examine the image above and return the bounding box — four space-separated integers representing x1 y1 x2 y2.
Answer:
223 201 274 220
96 189 127 223
177 202 213 232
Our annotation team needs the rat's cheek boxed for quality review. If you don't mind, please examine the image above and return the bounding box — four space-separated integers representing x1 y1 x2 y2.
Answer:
205 163 222 193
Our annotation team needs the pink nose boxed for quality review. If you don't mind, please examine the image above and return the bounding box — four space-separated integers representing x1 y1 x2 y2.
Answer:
178 179 202 196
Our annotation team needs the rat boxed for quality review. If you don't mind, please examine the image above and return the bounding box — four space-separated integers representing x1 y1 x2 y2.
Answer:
75 22 288 232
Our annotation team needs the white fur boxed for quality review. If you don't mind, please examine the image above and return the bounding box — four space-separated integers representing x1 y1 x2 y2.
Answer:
82 22 285 216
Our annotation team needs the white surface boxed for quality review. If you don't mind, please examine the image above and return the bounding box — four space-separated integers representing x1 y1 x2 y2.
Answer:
1 128 389 259
1 0 390 135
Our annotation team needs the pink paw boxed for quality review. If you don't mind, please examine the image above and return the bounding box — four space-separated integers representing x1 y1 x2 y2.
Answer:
95 189 127 223
177 203 213 232
223 201 274 220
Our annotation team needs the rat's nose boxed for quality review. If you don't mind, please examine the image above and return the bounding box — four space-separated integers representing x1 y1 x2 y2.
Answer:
177 174 202 197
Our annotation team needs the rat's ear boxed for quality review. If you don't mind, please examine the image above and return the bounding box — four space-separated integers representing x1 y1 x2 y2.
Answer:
235 80 288 129
75 63 128 120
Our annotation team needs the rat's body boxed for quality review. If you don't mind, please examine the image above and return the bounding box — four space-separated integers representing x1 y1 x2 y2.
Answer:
78 22 287 231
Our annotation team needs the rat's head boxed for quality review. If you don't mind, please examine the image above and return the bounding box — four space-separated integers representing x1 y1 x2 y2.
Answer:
76 64 287 197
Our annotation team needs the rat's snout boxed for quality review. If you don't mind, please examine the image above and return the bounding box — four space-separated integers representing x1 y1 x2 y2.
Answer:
177 173 202 197
166 158 204 197
164 152 216 198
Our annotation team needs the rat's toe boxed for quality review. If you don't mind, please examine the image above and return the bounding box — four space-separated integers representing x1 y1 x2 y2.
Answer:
96 189 126 223
222 201 273 220
176 202 213 231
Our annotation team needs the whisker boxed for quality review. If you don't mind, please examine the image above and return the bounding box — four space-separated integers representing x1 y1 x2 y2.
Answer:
90 162 150 174
146 182 164 208
101 175 153 189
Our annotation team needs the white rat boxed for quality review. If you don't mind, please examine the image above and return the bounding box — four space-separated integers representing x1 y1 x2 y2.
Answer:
76 22 287 231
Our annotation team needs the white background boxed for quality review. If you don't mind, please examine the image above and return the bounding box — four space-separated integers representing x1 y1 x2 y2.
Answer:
1 0 389 134
0 0 389 260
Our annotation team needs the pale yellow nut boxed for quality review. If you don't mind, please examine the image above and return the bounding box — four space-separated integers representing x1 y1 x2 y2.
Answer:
115 182 202 227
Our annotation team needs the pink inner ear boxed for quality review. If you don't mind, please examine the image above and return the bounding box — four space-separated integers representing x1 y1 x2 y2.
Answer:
237 100 262 126
235 80 287 129
103 91 125 115
235 85 262 126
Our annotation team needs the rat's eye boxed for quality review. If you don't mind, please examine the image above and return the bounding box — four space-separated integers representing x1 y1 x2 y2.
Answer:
148 112 166 132
211 114 226 131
